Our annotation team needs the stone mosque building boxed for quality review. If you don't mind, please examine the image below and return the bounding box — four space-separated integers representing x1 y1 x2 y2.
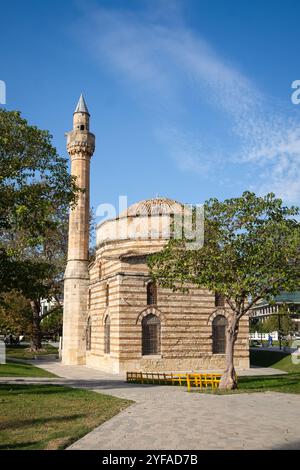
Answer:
62 95 249 373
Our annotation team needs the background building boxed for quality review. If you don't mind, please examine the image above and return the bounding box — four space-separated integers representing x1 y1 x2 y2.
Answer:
249 292 300 332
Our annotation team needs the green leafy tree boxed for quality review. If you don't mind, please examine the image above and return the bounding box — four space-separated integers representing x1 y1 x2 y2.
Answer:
25 215 68 350
263 304 295 348
148 192 300 389
0 291 32 337
41 307 63 339
249 318 267 341
0 109 79 350
249 320 257 334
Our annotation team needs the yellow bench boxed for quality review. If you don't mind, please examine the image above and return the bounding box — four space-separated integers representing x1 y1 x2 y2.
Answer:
126 371 226 391
186 373 222 391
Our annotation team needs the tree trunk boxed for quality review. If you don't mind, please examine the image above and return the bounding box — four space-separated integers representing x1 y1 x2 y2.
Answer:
30 300 42 351
219 316 239 390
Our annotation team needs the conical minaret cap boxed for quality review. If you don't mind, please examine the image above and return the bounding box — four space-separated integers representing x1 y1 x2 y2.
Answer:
74 93 90 115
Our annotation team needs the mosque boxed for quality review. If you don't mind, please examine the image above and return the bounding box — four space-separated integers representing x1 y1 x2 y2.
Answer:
62 95 249 373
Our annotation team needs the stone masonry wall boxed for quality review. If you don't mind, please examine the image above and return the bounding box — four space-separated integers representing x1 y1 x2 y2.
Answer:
86 239 249 373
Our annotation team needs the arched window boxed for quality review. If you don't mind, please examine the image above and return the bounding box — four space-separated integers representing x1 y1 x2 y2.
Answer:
86 317 91 351
98 262 102 279
215 292 225 307
142 314 161 355
104 315 110 354
147 281 157 305
106 283 109 306
212 315 227 354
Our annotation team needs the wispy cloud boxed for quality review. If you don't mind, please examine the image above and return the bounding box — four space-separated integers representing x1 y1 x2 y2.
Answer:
155 127 209 174
77 0 300 203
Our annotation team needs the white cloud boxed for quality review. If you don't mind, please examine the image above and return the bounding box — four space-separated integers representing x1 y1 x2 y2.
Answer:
155 127 214 175
77 1 300 203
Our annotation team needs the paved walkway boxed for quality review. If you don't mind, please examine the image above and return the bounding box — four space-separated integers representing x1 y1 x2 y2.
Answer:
2 361 300 450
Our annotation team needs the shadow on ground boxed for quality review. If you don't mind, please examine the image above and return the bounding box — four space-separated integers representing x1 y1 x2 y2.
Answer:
0 414 85 432
272 440 300 450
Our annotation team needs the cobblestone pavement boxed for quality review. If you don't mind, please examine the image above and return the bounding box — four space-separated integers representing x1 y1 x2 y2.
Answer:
1 362 299 450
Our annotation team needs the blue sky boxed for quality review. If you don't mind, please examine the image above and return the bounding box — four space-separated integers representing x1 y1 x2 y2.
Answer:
1 0 300 220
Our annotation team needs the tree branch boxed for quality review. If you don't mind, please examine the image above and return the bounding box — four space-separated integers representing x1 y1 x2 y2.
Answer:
40 302 62 320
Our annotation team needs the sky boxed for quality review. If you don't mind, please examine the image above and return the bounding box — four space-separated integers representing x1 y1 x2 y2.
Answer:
1 0 300 221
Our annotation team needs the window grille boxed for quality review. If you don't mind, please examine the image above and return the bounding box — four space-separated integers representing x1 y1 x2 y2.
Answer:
104 315 110 354
86 317 91 351
106 284 109 306
142 314 161 355
212 315 227 354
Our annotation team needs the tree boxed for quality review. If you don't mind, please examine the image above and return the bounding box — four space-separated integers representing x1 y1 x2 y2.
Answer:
249 317 267 342
25 215 68 350
148 192 300 389
0 109 79 349
263 304 295 348
41 307 63 339
0 291 32 337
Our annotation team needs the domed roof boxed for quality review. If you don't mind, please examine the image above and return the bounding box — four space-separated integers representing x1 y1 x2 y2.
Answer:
119 197 183 218
96 197 191 248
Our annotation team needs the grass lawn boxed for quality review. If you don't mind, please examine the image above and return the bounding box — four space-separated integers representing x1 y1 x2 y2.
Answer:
250 349 299 373
0 384 132 450
236 349 299 393
238 372 300 394
194 373 300 395
0 362 57 378
6 344 58 360
195 349 300 395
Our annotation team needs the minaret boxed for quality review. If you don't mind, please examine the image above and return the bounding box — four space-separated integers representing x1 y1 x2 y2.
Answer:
62 94 95 365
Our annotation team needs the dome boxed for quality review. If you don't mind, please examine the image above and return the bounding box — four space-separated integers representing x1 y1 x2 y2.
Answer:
119 197 184 218
96 197 189 247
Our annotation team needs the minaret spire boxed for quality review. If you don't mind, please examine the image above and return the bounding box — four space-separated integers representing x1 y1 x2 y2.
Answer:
74 93 90 114
62 95 95 365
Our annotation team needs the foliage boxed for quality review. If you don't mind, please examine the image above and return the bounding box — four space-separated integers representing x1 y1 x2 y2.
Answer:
249 318 268 334
41 308 63 338
149 192 300 304
263 304 295 337
148 192 300 389
0 109 80 349
0 108 78 295
0 291 32 336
